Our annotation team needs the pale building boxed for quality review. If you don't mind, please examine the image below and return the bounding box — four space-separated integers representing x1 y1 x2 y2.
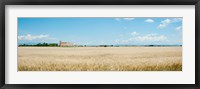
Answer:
59 41 74 47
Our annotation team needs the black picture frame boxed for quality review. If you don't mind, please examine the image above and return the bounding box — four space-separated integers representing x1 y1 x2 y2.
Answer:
0 0 200 89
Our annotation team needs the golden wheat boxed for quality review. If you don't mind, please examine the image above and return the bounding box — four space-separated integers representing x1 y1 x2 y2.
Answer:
18 47 182 71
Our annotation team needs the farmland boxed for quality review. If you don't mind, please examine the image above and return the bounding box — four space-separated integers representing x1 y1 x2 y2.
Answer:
18 47 182 71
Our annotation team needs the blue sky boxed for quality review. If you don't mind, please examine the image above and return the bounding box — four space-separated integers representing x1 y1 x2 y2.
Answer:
18 17 182 45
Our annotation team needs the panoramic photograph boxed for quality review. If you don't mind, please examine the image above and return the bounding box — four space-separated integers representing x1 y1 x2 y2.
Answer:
18 17 182 71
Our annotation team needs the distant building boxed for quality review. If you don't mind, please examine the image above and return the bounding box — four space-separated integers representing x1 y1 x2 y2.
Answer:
59 41 75 47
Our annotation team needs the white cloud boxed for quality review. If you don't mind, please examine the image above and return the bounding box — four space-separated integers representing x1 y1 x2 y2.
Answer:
114 18 135 21
115 40 118 42
18 34 49 41
115 18 121 21
145 19 154 23
131 32 139 36
157 19 171 29
157 18 182 29
123 18 135 21
129 34 167 42
175 26 182 31
18 35 25 40
172 18 182 22
114 32 168 45
114 39 129 44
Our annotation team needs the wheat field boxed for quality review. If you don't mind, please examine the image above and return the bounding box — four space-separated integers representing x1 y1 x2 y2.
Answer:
18 47 182 71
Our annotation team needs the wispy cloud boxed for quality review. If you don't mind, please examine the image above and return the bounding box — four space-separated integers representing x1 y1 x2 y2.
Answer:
18 35 25 40
175 26 182 31
115 18 121 21
145 19 154 23
157 19 171 29
131 32 139 36
114 18 135 21
123 18 135 21
115 32 168 45
18 34 49 41
130 33 167 42
172 18 182 22
157 18 182 29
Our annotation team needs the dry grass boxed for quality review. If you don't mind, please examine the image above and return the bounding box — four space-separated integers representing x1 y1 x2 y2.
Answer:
18 47 182 71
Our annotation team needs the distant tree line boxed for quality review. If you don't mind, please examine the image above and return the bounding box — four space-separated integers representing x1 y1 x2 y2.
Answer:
19 43 182 47
80 45 182 47
19 42 58 47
